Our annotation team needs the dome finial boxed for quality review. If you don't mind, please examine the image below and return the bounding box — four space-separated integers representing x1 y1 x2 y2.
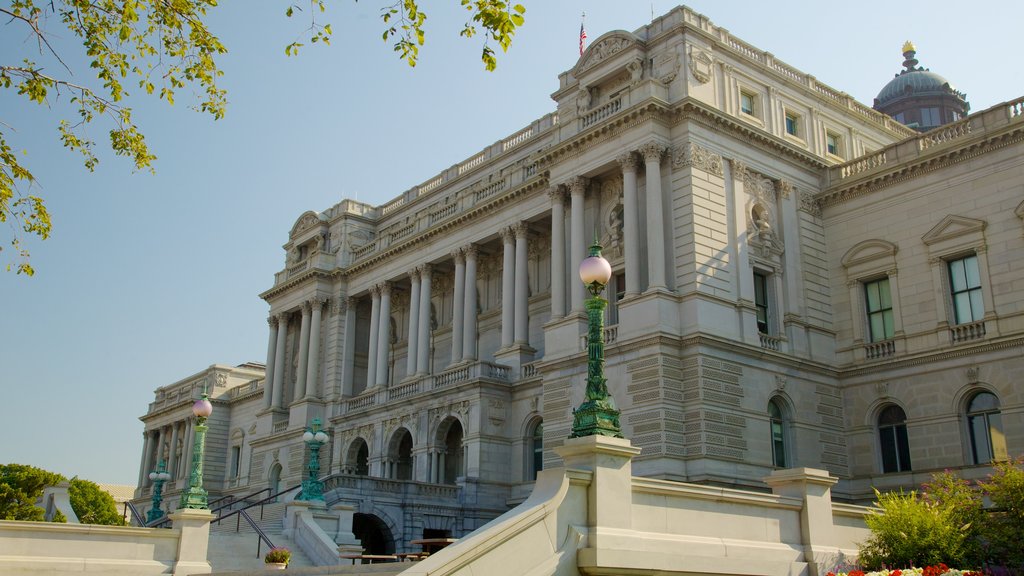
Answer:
902 40 916 55
901 41 919 72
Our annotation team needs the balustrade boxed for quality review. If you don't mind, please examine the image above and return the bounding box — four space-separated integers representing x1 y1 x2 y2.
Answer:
950 321 986 344
919 120 971 150
759 333 782 351
581 98 622 129
864 340 896 360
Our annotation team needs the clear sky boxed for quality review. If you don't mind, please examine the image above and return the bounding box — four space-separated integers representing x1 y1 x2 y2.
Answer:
1 1 1020 485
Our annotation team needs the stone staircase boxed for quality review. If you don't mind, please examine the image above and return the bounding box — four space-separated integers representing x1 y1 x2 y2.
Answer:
208 501 316 572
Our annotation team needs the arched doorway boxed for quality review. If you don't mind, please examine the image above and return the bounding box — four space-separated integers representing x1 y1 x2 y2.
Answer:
352 513 395 555
443 419 464 484
346 438 370 476
268 463 282 500
387 426 411 479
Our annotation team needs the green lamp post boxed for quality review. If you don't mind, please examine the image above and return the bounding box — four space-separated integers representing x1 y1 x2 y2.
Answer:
570 241 623 438
146 459 171 523
299 418 329 501
180 392 213 510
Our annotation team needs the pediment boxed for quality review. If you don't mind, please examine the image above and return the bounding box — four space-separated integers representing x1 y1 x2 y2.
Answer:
841 239 898 268
921 215 986 246
290 210 328 238
575 31 644 76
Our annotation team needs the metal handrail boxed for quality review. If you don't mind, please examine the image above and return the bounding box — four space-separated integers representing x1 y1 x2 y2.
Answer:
238 508 276 558
123 501 146 527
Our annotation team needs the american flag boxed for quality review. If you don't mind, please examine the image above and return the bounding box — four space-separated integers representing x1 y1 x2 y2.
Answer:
579 20 587 56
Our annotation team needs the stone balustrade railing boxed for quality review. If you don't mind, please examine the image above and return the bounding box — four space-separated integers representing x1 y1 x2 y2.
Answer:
827 95 1024 188
864 339 895 360
322 474 459 501
759 333 782 351
950 320 986 344
345 361 514 413
580 97 622 130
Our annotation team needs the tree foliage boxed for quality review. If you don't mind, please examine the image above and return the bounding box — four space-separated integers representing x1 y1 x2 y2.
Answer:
0 463 65 521
1 0 526 275
68 477 125 526
978 458 1024 571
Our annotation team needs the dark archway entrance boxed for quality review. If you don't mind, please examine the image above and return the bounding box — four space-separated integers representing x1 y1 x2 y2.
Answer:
352 513 395 555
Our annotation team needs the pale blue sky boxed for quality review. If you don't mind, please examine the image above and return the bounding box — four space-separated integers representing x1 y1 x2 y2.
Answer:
1 1 1020 485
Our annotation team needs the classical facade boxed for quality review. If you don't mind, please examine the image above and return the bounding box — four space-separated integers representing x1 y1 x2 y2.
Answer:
136 5 1024 556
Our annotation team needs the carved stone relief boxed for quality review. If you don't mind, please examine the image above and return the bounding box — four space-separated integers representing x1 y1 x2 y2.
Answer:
688 45 714 84
672 142 723 177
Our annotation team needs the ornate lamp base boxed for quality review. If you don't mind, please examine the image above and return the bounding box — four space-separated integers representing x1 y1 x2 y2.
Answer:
180 486 209 510
570 398 623 438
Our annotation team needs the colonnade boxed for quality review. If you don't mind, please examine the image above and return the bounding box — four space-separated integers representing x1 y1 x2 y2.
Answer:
263 297 327 411
138 419 194 488
259 140 669 403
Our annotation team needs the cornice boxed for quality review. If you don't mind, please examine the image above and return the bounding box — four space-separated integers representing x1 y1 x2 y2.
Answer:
818 125 1024 209
342 176 549 277
260 268 340 302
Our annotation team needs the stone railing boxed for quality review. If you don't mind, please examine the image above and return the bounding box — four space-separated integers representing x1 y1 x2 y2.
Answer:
827 96 1024 189
429 202 458 225
345 362 514 413
458 152 487 175
475 176 508 203
228 379 263 400
502 126 533 152
580 97 622 129
388 379 421 401
521 361 540 379
864 339 895 360
950 320 986 344
919 119 971 151
323 475 459 502
580 324 619 350
759 333 782 351
346 391 377 412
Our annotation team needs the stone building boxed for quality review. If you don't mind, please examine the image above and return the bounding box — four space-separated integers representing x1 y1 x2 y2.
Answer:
136 5 1024 556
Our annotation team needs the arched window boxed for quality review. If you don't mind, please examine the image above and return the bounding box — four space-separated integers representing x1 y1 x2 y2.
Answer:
443 420 464 484
529 421 544 481
768 399 787 468
878 405 911 473
395 430 413 480
967 392 1007 464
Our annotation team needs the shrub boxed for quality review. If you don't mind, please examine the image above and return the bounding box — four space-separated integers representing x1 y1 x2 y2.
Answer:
921 471 984 567
859 488 978 570
264 547 291 565
978 457 1024 571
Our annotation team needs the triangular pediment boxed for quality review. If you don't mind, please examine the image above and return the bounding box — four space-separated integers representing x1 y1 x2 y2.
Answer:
922 215 986 246
841 239 898 268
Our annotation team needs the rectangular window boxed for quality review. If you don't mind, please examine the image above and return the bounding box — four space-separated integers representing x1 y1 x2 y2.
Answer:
894 112 905 124
826 132 840 156
785 112 799 136
920 107 941 126
740 91 755 115
864 278 894 342
948 255 983 324
609 272 625 325
753 271 770 334
230 446 241 478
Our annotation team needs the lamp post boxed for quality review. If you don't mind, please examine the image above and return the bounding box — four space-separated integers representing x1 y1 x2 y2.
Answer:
180 392 213 510
299 418 330 501
570 241 623 438
146 459 171 523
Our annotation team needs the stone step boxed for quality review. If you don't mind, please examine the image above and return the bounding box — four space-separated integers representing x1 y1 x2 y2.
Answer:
210 501 287 536
208 531 315 573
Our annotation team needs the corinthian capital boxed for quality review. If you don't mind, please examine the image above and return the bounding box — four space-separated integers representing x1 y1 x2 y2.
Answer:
567 176 590 196
547 186 566 205
513 222 529 239
407 266 421 281
639 141 666 163
450 247 465 263
617 152 640 172
267 315 278 328
499 226 515 245
463 244 479 259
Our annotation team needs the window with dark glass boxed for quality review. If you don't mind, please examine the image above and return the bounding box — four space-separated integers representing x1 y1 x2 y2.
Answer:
785 112 799 136
768 399 787 468
864 278 894 342
230 446 241 478
967 392 1007 464
826 132 840 156
878 405 911 473
949 255 983 324
740 92 755 115
754 271 770 334
530 422 544 481
920 107 941 126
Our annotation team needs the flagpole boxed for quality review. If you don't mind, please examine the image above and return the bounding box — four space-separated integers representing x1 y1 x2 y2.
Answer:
579 11 587 57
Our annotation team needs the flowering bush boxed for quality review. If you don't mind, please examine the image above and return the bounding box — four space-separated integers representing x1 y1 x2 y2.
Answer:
827 565 984 576
264 547 291 565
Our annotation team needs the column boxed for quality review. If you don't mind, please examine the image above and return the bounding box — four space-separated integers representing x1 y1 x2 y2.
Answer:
406 268 421 376
416 265 432 375
167 422 180 478
549 187 566 318
271 313 289 409
139 431 153 488
618 152 641 297
262 317 278 410
514 222 530 344
430 451 439 483
451 249 465 364
569 177 588 311
342 297 357 396
500 227 516 348
367 287 380 390
462 245 479 362
294 301 312 401
180 420 193 480
148 428 161 486
640 142 667 291
375 282 392 386
304 298 324 399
